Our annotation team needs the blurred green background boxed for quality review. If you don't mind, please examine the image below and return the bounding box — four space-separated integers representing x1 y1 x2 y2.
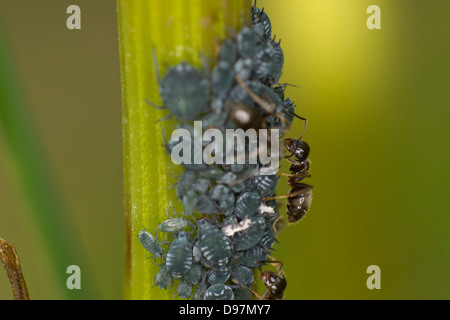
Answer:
0 0 449 299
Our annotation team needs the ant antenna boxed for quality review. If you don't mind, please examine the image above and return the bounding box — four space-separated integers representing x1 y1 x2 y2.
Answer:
289 112 308 139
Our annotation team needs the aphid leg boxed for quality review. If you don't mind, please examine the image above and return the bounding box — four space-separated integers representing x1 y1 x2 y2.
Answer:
144 98 164 110
235 75 276 114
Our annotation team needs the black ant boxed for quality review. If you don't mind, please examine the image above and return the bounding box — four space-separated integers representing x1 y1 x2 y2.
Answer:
232 260 287 300
264 117 313 225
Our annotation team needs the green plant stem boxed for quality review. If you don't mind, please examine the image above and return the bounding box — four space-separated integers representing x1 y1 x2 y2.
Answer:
117 0 250 299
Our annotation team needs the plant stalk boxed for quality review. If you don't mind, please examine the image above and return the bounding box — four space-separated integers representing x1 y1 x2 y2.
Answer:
117 0 251 299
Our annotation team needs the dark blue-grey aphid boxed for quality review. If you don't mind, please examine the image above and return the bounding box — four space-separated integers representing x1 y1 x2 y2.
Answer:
233 58 254 81
194 280 208 300
268 97 296 129
207 269 231 285
253 40 284 85
192 242 203 263
204 283 234 300
260 221 276 249
209 184 235 216
199 166 224 179
177 279 193 299
166 231 193 279
231 265 254 286
153 265 173 290
237 26 259 58
138 228 163 257
251 5 272 41
219 39 238 64
227 81 262 106
197 219 231 271
176 171 196 199
232 216 266 251
243 245 268 268
159 62 210 120
234 191 262 219
184 264 202 285
195 194 217 214
246 174 278 197
194 177 210 194
158 217 190 234
233 287 252 300
211 61 234 99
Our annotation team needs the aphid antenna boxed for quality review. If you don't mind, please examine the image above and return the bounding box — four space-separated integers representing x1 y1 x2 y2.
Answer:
235 75 276 114
144 98 164 110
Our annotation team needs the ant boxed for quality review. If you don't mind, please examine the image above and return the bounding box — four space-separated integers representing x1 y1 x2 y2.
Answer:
232 259 287 300
264 117 313 226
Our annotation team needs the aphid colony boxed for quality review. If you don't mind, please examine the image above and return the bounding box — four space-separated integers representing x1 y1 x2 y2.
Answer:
138 3 313 300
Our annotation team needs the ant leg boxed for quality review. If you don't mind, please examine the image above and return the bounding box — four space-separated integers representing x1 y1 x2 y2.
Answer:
235 75 276 114
277 171 311 179
230 279 264 300
262 184 313 201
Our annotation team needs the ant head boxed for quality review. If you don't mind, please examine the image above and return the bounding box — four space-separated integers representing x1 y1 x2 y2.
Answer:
284 139 310 162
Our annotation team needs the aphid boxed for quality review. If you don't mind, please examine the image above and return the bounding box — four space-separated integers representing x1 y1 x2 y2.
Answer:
218 39 238 64
195 194 217 214
231 215 266 251
207 269 230 285
197 219 231 271
153 265 173 290
158 217 190 234
251 2 272 41
203 283 234 300
177 279 193 299
233 287 253 300
158 62 210 120
233 57 254 81
209 184 235 216
242 245 268 268
246 174 278 198
184 264 202 285
234 191 262 219
166 231 193 279
231 265 254 286
211 60 234 99
237 26 259 58
253 39 284 85
138 228 163 257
